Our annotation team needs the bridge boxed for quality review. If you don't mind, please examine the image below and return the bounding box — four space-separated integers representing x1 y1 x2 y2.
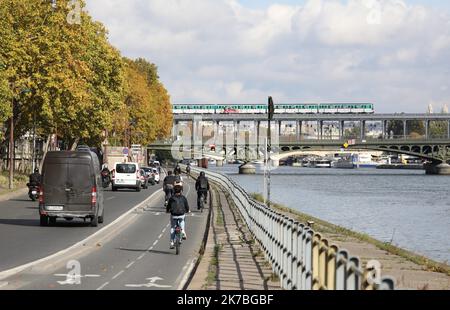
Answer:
150 113 450 174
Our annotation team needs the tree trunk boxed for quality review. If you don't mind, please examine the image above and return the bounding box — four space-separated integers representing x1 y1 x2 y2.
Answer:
70 138 80 151
39 135 51 171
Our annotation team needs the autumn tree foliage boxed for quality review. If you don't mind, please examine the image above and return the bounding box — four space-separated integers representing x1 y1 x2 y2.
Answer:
0 0 172 150
110 58 173 147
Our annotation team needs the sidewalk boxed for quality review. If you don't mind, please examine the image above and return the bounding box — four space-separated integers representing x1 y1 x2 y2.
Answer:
188 185 280 290
0 187 28 203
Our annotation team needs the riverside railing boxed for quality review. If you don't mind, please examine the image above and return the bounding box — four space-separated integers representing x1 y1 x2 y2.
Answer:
190 166 395 290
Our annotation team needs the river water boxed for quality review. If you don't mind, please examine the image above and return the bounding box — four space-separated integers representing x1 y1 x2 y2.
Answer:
210 165 450 263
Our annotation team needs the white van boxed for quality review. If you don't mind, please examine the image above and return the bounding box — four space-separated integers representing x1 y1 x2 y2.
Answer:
111 162 142 192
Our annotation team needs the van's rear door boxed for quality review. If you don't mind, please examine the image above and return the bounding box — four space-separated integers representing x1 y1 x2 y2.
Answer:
66 163 94 211
44 162 68 207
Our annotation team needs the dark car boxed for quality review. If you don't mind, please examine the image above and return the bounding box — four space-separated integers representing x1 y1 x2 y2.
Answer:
39 151 105 227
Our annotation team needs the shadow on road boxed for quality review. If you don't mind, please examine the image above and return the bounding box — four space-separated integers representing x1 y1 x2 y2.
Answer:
117 247 176 256
8 199 33 202
0 218 93 228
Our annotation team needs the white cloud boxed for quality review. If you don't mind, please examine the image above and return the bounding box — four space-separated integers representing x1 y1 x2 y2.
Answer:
85 0 450 112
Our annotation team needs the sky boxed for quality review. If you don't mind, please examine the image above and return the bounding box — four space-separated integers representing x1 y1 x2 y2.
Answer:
85 0 450 113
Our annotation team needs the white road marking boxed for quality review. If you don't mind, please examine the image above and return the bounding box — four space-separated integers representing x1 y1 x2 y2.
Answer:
97 282 109 290
106 196 116 201
125 276 171 289
158 233 163 239
177 258 198 290
153 240 158 247
54 274 100 278
112 270 124 280
137 254 145 260
125 262 135 269
54 273 100 285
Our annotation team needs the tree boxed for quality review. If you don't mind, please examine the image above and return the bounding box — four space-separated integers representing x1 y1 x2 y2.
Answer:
0 0 125 149
110 58 172 147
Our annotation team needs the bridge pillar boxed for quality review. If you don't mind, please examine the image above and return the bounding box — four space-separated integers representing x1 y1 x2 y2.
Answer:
425 163 450 175
296 120 302 141
360 120 366 140
172 120 179 140
448 120 450 139
403 120 407 140
340 121 345 139
234 120 239 145
425 120 430 140
382 120 387 139
318 120 323 140
239 162 256 174
214 121 219 145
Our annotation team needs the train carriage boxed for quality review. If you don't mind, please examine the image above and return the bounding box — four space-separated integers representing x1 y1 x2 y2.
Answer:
172 103 374 114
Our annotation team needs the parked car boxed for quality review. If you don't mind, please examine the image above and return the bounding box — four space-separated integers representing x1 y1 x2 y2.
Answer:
39 150 104 227
152 168 160 184
141 167 156 185
111 162 141 192
138 169 149 189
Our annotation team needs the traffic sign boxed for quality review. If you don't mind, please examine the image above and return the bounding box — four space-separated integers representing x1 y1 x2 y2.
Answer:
122 147 129 155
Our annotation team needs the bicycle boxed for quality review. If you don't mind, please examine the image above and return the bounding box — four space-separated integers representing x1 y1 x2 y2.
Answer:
198 191 207 213
174 218 183 255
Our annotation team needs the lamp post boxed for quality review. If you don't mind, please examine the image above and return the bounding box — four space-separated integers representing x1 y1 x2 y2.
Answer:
9 97 14 190
266 96 275 208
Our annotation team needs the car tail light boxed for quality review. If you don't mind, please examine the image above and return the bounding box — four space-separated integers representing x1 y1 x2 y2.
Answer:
136 171 140 180
39 187 44 204
91 187 97 206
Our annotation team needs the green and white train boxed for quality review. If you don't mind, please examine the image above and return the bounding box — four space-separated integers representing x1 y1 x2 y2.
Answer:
172 103 374 115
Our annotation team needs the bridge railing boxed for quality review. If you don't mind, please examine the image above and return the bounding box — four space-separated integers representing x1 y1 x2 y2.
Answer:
190 166 396 290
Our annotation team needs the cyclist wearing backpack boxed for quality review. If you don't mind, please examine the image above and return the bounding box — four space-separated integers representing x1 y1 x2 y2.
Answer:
195 171 210 210
174 170 183 183
166 180 190 248
163 171 176 205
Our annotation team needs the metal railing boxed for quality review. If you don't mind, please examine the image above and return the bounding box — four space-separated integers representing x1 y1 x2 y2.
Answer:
191 167 396 290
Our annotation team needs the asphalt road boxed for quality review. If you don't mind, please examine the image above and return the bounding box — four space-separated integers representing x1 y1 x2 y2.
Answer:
0 183 162 272
0 175 208 290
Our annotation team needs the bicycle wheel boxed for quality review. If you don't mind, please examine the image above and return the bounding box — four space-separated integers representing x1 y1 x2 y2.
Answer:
175 235 180 255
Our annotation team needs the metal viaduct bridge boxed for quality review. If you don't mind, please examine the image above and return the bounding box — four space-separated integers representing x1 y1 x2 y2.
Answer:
149 113 450 174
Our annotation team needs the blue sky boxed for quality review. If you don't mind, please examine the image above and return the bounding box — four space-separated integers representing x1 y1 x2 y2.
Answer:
240 0 450 11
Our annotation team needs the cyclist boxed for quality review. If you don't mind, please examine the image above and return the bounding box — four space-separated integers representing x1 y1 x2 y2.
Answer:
163 171 176 205
174 164 182 175
195 171 210 210
174 170 183 183
186 163 191 178
166 180 190 249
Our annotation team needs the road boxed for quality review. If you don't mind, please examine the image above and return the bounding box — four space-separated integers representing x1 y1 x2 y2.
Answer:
0 175 208 290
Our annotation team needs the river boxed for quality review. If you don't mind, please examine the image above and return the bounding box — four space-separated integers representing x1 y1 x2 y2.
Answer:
209 165 450 263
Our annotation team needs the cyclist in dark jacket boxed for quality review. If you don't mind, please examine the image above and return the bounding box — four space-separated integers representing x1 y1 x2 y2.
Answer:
163 171 177 204
174 164 182 175
28 168 41 186
166 181 190 248
195 171 210 210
